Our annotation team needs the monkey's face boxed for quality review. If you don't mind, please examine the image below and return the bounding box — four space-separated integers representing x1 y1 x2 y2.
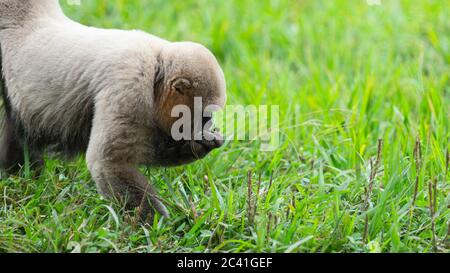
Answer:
153 43 227 165
153 80 225 166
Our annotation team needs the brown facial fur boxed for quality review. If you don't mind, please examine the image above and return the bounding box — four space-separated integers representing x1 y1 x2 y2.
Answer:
154 42 227 136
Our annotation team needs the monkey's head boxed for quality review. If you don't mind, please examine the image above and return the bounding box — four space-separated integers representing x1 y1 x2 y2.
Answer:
153 42 227 165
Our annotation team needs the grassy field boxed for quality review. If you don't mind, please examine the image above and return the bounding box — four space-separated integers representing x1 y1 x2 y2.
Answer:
1 0 449 253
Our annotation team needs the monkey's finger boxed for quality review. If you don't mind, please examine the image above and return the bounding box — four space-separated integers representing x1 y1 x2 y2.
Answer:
150 196 170 218
201 131 224 148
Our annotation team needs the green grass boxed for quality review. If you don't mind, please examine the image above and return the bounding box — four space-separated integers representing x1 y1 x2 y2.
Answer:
1 0 449 253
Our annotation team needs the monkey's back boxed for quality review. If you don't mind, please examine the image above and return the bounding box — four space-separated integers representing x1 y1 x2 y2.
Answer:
1 12 168 156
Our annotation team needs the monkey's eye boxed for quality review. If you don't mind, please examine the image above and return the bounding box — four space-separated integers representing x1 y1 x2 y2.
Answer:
174 85 184 95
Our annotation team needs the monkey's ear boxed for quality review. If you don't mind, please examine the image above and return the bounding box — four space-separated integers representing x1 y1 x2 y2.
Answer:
171 78 192 95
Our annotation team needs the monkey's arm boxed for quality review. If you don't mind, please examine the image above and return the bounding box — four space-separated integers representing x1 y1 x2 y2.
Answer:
86 125 170 219
86 82 169 220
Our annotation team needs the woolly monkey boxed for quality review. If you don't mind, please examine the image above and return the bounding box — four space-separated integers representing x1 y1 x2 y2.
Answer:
0 0 227 220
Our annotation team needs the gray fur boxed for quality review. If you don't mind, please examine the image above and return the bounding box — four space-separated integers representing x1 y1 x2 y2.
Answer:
0 0 227 220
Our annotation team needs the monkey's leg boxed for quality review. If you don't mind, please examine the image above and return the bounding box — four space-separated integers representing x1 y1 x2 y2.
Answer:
0 120 44 174
0 47 24 173
0 118 24 173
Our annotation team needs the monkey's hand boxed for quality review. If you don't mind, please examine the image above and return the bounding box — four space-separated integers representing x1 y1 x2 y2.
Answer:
194 129 224 153
87 159 170 222
156 129 223 166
